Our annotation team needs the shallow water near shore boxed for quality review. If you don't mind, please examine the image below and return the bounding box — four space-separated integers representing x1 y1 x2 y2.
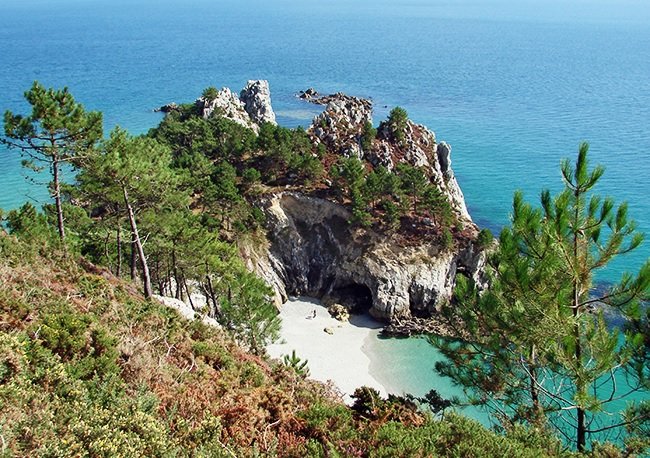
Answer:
365 332 492 425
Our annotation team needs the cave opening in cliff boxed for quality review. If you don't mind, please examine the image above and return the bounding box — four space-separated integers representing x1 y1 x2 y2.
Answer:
330 283 373 314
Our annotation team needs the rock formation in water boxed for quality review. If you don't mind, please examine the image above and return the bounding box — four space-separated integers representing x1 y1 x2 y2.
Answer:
177 84 485 326
194 80 277 133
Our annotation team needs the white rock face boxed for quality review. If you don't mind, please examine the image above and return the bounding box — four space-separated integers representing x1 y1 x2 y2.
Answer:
247 192 485 321
153 295 220 328
194 80 276 134
197 87 258 132
308 94 373 156
436 141 471 222
240 80 276 125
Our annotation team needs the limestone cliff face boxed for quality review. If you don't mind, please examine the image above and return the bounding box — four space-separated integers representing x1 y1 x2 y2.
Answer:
244 192 485 321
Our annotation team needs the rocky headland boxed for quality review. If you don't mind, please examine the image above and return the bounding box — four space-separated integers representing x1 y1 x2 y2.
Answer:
162 81 487 335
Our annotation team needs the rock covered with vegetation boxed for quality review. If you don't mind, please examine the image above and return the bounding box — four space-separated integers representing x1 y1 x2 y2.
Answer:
306 92 472 223
235 89 482 321
155 82 487 324
195 80 277 134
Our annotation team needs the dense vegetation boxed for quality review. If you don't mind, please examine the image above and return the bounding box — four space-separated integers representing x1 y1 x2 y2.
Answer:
1 82 648 456
0 204 584 457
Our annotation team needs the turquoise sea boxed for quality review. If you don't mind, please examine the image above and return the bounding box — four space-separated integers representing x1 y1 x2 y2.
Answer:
1 0 649 443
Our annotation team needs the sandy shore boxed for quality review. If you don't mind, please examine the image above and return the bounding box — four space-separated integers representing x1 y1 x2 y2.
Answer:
266 297 388 403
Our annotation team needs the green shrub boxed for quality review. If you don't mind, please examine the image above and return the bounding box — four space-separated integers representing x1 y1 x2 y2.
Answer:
282 350 310 377
240 361 265 387
192 341 234 370
441 228 454 250
477 228 494 248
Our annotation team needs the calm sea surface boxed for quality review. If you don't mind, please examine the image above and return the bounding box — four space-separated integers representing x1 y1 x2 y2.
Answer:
1 0 648 439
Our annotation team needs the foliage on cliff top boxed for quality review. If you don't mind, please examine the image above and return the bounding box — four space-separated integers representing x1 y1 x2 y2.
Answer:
149 95 466 247
0 230 585 457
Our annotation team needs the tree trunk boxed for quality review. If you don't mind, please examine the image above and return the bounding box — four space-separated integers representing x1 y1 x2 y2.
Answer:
574 283 586 452
577 406 586 452
572 188 586 453
123 186 152 299
130 239 137 280
183 276 194 309
116 222 122 277
206 275 219 319
103 230 111 271
172 250 181 300
529 345 541 420
52 157 66 241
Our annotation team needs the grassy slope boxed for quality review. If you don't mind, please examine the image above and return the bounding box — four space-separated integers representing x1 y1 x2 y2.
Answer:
0 232 576 457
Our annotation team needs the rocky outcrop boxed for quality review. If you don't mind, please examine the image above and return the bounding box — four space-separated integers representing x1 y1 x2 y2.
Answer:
328 303 351 322
154 102 179 113
196 87 258 131
298 87 320 101
194 80 277 134
247 192 485 322
305 91 471 223
240 80 276 125
374 123 471 222
308 93 373 158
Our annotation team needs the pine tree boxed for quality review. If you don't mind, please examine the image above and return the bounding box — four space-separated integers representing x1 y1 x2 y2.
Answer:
434 143 650 452
387 107 408 146
2 82 103 241
545 143 649 450
396 163 428 214
78 127 183 298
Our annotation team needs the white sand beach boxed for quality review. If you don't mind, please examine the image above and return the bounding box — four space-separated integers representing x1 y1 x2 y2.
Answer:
266 297 388 403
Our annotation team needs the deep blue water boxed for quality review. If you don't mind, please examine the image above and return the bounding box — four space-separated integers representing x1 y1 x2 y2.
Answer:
1 0 648 443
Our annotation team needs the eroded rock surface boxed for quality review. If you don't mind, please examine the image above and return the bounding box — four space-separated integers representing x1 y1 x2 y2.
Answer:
240 80 276 125
247 192 485 322
193 80 277 134
305 91 471 223
308 93 373 158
